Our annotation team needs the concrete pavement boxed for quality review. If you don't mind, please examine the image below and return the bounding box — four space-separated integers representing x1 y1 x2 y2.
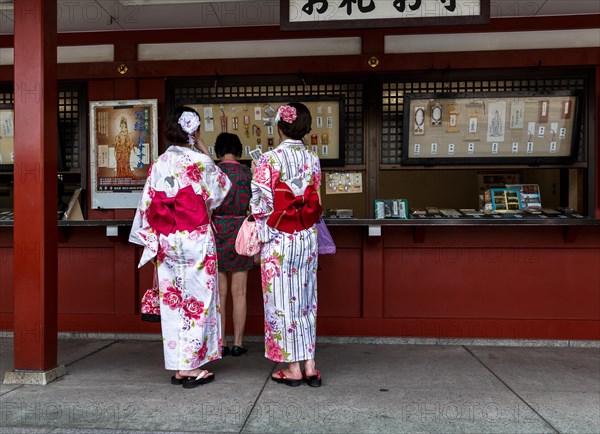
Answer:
0 336 598 433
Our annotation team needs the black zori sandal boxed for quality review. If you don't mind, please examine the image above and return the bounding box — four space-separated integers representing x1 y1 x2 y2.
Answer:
302 370 322 387
182 371 215 389
170 375 192 385
271 370 302 387
231 345 247 357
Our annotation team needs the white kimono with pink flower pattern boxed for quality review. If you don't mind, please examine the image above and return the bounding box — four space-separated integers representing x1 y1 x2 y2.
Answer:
130 145 231 371
250 139 322 363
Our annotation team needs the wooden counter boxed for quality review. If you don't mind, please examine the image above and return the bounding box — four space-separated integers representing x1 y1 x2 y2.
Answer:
1 219 599 340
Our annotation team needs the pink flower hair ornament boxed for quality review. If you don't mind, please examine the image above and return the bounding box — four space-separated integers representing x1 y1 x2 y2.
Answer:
275 105 297 124
178 111 201 145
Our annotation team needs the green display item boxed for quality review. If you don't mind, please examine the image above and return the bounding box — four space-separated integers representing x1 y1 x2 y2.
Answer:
374 199 409 219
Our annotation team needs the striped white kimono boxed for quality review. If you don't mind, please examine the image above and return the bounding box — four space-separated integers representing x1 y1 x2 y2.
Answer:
250 139 322 362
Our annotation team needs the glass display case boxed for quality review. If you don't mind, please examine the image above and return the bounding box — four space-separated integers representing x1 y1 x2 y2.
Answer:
401 90 582 165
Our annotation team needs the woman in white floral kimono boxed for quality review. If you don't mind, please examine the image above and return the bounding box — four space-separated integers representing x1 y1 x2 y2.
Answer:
130 107 231 388
250 103 323 387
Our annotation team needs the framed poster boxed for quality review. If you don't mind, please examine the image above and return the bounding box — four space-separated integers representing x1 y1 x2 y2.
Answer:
402 91 582 165
89 99 158 209
179 96 345 167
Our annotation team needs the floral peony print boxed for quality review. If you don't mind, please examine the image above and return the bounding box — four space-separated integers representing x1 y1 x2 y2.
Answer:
253 164 271 186
186 163 202 183
162 285 183 310
265 333 284 362
182 296 205 321
201 253 217 276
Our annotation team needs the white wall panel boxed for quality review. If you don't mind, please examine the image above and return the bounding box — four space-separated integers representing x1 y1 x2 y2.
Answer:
0 46 114 65
138 37 361 60
385 29 600 53
0 48 13 65
57 45 114 63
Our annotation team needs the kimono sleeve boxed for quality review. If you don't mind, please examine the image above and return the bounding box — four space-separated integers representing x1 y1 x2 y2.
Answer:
311 154 322 191
250 153 274 242
203 159 231 213
129 162 159 268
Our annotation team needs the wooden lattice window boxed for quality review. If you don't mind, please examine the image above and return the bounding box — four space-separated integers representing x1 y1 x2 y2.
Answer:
0 89 13 105
58 86 84 171
0 83 85 172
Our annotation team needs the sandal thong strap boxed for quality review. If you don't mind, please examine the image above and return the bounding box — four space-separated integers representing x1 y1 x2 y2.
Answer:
182 370 215 389
304 369 320 379
193 370 210 380
274 370 302 380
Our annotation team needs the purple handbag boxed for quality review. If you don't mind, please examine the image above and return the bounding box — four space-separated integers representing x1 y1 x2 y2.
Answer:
316 218 336 255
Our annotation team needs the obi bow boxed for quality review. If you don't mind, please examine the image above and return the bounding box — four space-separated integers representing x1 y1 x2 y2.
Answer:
266 182 322 234
147 185 209 235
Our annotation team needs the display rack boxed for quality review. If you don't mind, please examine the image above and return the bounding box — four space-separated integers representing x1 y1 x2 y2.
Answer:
180 96 345 167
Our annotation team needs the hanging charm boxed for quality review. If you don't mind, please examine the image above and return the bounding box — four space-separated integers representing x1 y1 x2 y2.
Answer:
413 106 425 135
243 115 250 138
219 105 227 133
431 103 442 126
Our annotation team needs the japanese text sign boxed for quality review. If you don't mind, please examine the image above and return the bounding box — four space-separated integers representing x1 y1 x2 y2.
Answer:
282 0 490 30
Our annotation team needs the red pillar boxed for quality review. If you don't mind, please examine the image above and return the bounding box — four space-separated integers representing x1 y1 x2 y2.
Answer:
13 0 58 370
595 67 600 219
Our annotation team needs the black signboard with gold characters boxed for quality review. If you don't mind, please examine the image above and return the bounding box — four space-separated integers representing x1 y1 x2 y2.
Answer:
181 96 345 167
402 91 582 165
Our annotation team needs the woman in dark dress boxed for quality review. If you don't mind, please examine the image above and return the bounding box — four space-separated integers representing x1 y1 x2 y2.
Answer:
212 133 254 357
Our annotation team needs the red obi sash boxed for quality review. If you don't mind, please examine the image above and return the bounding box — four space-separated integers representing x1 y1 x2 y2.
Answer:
147 185 208 235
266 182 322 234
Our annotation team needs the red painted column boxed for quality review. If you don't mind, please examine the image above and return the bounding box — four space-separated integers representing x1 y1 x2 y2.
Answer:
13 0 58 370
595 67 600 219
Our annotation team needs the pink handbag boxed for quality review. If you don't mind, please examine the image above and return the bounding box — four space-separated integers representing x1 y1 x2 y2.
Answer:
141 265 160 322
235 216 261 256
